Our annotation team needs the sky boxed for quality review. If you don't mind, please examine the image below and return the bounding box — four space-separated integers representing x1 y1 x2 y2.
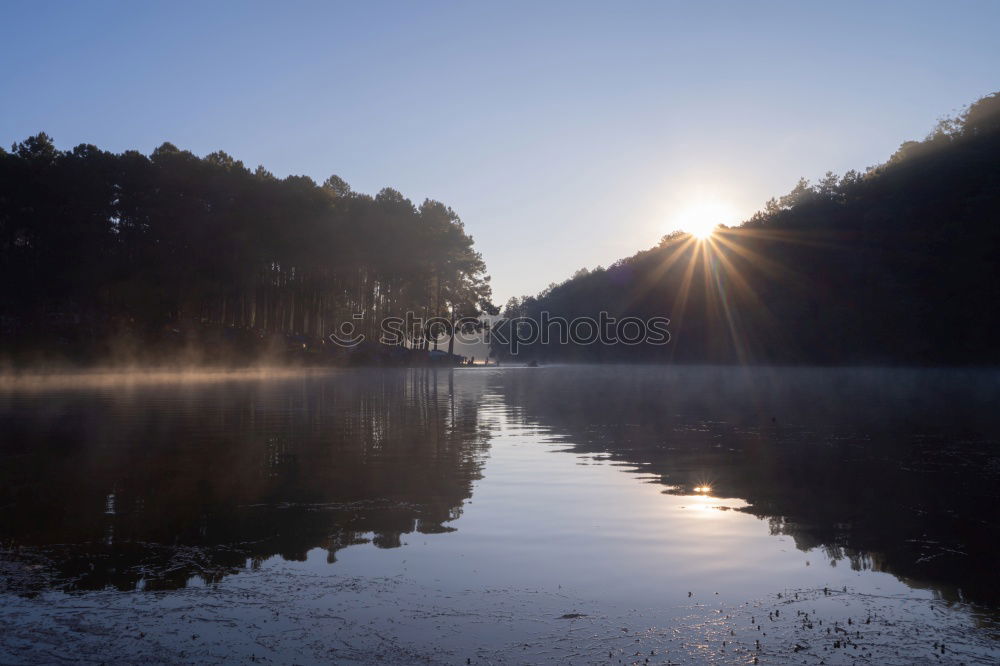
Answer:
2 1 999 302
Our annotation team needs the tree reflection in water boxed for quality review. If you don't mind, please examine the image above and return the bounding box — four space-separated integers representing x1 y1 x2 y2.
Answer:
496 367 1000 603
3 365 999 610
0 369 492 590
494 366 1000 605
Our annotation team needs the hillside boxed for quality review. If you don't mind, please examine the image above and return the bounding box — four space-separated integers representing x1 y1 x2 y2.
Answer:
494 92 1000 365
0 138 492 365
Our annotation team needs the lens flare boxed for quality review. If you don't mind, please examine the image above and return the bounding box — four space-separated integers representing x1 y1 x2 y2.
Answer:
673 201 739 240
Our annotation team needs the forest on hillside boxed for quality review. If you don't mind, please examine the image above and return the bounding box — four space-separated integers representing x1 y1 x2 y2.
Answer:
493 92 1000 365
4 93 998 368
0 137 493 365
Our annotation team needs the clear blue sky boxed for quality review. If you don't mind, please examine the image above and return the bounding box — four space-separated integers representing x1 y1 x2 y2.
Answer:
2 1 998 302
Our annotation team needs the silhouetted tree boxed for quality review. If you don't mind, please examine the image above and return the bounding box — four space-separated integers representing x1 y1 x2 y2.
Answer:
492 92 1000 365
0 138 492 363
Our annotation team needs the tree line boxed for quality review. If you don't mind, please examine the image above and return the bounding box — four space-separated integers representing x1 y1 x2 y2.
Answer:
494 92 1000 365
0 136 493 363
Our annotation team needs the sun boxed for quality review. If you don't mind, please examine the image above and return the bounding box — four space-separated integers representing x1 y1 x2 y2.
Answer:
672 200 739 240
687 221 716 240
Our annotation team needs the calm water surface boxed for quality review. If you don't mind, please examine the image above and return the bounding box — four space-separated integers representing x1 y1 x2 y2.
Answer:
1 366 999 663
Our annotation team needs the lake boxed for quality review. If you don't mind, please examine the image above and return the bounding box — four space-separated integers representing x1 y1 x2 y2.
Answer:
1 366 999 664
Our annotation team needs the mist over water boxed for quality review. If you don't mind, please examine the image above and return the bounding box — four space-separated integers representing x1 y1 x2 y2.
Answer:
0 366 333 393
2 366 999 662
